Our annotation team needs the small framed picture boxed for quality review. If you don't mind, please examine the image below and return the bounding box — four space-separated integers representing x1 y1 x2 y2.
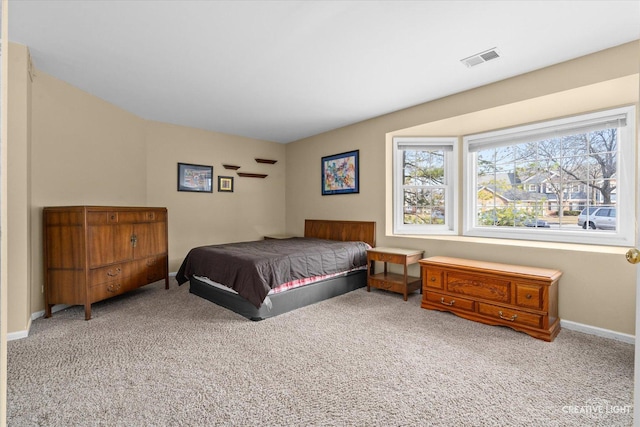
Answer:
218 176 234 192
177 163 213 193
321 149 359 195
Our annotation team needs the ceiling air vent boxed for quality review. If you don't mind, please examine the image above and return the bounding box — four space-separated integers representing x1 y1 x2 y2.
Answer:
461 48 500 68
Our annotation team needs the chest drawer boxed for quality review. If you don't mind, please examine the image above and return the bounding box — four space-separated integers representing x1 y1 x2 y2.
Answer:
515 283 544 310
424 291 475 313
446 272 511 303
424 269 444 290
478 302 543 329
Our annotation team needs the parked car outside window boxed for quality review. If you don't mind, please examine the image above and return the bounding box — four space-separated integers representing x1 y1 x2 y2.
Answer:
579 207 616 230
577 206 599 228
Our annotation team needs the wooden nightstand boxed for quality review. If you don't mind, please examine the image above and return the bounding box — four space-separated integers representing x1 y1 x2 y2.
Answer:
367 247 424 301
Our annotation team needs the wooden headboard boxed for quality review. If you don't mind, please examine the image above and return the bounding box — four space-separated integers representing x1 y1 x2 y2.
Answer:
304 219 376 248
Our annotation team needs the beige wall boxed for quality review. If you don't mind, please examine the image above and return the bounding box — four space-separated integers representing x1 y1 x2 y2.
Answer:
7 43 31 334
144 121 286 271
285 41 640 335
20 64 285 331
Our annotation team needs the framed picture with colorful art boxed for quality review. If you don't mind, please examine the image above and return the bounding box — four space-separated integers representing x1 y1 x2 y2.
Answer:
177 162 213 193
321 150 359 195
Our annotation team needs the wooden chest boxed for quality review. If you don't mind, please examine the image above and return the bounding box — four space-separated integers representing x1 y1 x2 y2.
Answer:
419 256 561 341
43 206 169 320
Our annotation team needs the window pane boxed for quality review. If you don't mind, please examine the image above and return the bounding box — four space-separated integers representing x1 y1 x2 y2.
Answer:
470 116 624 240
403 188 445 225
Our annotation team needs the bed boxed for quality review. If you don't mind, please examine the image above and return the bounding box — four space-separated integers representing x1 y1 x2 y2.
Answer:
176 219 376 320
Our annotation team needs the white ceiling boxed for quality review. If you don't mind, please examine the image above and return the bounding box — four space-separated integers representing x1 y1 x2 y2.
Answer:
8 1 640 143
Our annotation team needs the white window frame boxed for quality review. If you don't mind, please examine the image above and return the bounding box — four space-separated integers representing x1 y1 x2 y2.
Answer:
462 106 636 246
393 137 458 235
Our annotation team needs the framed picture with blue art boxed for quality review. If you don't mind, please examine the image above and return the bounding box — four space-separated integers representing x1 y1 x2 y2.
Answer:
321 150 359 195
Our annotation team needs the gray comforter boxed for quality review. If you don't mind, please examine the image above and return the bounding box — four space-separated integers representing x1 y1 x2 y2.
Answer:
176 237 369 308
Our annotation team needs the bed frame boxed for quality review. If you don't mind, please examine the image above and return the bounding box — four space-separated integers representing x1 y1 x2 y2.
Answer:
188 219 376 321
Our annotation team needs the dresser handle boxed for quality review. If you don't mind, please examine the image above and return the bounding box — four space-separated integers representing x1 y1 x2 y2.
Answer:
107 268 121 277
107 283 122 293
499 311 518 322
526 294 532 299
430 277 436 282
440 297 455 306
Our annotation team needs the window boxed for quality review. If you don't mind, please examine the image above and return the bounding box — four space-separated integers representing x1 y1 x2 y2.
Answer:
463 106 635 246
393 137 457 234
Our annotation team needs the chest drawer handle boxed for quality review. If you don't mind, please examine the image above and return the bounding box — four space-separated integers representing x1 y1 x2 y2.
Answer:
430 277 436 282
440 297 455 306
526 294 532 299
107 268 121 277
107 283 122 293
499 311 518 322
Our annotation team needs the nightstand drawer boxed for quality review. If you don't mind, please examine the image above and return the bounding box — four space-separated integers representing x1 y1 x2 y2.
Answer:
369 277 405 293
368 251 406 264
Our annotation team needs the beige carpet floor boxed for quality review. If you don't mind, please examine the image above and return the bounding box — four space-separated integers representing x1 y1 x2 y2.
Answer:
7 278 634 426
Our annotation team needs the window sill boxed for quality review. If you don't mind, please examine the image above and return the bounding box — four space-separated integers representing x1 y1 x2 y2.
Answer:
389 233 630 255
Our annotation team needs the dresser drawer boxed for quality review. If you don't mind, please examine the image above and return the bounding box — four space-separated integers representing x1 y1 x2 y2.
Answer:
87 211 120 225
478 303 543 329
145 256 168 283
89 263 130 286
89 278 138 302
515 283 543 310
118 210 166 223
446 272 511 303
424 291 475 313
423 269 444 290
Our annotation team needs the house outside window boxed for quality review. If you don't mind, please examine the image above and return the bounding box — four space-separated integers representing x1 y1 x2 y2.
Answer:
462 106 635 246
393 137 457 235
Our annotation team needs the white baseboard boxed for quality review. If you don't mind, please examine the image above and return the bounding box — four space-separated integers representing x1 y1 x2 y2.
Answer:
8 304 71 341
7 317 31 341
31 304 71 321
561 319 635 344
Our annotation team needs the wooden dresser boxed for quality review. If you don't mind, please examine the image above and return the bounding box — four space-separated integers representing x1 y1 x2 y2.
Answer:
43 206 169 320
419 256 561 341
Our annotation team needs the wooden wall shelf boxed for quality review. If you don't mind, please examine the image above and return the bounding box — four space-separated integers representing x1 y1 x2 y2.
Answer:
255 158 277 164
222 164 241 170
237 172 268 178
